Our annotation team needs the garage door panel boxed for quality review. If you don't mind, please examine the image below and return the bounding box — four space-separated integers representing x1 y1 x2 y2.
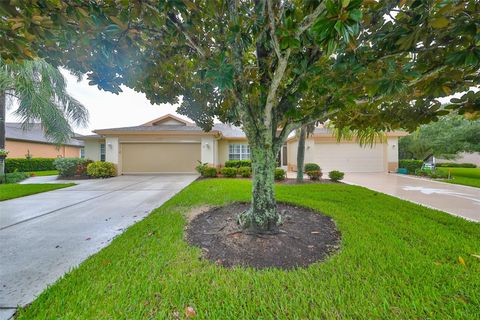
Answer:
313 143 385 173
121 143 201 173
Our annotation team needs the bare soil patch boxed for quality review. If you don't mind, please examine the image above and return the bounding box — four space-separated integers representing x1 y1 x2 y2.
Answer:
186 202 341 269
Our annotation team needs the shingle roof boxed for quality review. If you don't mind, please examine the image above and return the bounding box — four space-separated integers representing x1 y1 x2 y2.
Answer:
93 122 247 138
6 123 84 147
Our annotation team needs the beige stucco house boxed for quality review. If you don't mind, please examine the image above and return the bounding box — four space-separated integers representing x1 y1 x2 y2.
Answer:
78 114 406 175
5 123 84 158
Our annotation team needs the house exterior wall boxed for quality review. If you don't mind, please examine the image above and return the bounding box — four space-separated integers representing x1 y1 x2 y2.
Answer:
201 136 215 165
5 139 81 158
386 137 399 172
105 137 119 164
217 139 249 166
83 140 102 161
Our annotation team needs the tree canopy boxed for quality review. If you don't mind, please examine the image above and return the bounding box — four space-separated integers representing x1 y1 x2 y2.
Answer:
399 114 480 160
2 0 479 231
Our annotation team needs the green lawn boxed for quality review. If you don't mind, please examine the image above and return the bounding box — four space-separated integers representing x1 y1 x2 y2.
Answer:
26 170 59 176
437 167 480 188
0 183 75 201
16 180 479 319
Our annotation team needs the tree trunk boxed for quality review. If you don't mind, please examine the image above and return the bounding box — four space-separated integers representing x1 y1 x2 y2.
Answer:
0 91 6 183
238 144 281 233
296 126 306 182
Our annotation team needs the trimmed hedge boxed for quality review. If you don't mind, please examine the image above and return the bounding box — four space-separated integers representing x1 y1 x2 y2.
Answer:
224 160 252 168
398 160 423 174
87 161 117 178
304 163 320 172
238 166 252 178
202 167 217 178
274 168 286 181
5 172 31 184
329 170 345 182
221 167 237 178
436 162 477 168
5 158 56 173
306 170 322 180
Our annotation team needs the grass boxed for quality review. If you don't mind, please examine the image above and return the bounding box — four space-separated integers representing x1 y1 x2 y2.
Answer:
0 183 75 201
26 170 59 176
16 179 480 319
437 167 480 188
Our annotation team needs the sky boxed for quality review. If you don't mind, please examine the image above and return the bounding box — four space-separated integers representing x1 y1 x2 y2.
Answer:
6 69 188 135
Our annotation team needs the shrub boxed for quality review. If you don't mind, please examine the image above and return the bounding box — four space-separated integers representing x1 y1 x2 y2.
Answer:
76 159 93 176
202 167 217 178
5 171 31 183
436 162 477 168
87 161 117 178
5 158 56 173
274 168 286 181
329 170 345 182
415 168 448 179
304 163 320 172
238 166 252 178
306 170 322 180
54 158 86 177
195 161 209 175
399 159 423 174
221 167 237 178
224 160 252 168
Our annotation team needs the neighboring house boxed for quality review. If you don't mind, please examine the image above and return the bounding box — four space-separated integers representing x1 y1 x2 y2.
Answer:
78 114 406 175
437 152 480 166
5 123 84 158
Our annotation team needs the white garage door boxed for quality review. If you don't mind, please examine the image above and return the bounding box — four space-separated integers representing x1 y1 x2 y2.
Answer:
121 143 201 173
313 142 385 173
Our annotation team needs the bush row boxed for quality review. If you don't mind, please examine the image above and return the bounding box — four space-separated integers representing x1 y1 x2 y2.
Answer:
53 158 116 178
5 158 56 173
224 160 252 168
436 162 477 168
398 160 423 174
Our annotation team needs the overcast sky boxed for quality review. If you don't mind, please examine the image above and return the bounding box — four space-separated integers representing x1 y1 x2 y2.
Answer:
6 69 188 135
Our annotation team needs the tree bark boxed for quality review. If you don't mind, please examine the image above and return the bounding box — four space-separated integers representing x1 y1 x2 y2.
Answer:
238 143 281 233
296 126 306 182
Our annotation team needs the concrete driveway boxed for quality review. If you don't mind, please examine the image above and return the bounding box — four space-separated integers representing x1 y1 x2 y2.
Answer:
344 173 480 222
0 174 197 319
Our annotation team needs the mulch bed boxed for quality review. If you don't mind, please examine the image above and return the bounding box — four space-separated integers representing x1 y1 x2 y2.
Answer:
186 202 341 270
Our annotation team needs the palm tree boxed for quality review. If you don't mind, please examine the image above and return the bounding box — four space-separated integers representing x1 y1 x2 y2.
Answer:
0 58 88 181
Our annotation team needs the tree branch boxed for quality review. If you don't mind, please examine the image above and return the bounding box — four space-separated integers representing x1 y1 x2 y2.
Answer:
267 0 282 60
167 13 206 57
296 2 326 37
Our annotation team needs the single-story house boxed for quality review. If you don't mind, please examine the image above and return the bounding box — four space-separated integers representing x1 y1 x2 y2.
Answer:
78 114 406 175
5 123 84 158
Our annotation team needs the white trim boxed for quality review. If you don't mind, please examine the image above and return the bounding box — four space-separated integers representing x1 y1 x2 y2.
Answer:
120 141 201 144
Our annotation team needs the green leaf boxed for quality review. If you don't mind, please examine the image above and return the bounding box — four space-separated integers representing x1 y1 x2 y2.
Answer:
430 17 449 29
342 0 351 8
349 9 362 22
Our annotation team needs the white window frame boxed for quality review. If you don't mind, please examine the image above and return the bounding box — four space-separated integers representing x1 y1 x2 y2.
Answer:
228 144 250 160
100 143 106 162
80 147 85 159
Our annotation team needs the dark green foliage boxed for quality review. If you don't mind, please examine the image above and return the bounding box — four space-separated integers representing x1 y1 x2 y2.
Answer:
202 167 217 178
399 160 423 174
437 162 477 168
221 167 237 178
225 160 252 168
274 168 286 181
86 161 117 178
5 158 55 173
306 170 322 180
238 166 252 178
53 158 87 177
304 163 320 172
5 171 30 183
328 170 345 182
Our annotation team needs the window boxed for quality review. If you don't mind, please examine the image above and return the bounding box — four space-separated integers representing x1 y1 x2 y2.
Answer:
229 144 250 160
80 147 85 159
100 143 106 162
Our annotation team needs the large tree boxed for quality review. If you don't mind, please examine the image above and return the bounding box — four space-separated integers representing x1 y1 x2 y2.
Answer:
2 0 478 232
399 114 480 160
0 58 88 180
